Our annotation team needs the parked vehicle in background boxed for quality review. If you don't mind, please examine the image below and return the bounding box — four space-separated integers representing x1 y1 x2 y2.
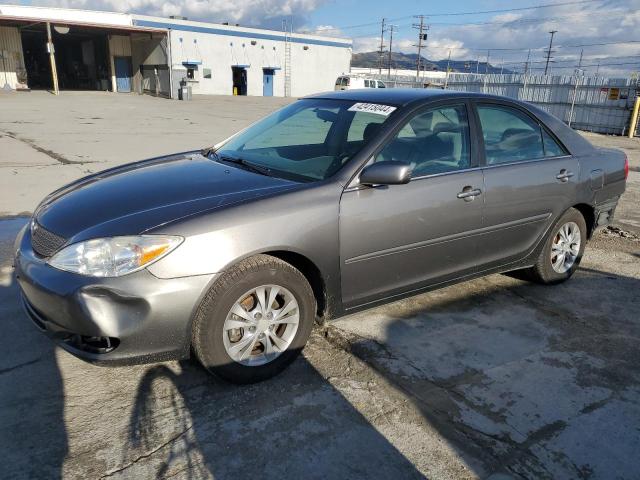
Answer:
15 89 627 384
335 75 386 90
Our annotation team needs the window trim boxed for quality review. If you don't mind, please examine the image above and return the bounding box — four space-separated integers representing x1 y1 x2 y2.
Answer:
471 100 572 168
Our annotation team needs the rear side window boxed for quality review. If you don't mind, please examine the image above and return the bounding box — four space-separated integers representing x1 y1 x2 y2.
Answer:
364 80 370 88
378 81 386 88
477 104 545 165
542 129 567 157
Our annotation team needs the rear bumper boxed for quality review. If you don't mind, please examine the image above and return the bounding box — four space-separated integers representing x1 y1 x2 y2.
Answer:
14 225 215 365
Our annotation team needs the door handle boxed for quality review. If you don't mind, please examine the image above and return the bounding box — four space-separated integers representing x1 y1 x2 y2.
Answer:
556 169 574 182
457 186 482 202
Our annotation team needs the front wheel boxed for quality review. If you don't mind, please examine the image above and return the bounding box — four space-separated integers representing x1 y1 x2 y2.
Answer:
526 207 587 284
192 255 316 384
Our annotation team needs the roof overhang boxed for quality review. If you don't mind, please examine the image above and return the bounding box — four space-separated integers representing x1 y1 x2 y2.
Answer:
0 14 166 34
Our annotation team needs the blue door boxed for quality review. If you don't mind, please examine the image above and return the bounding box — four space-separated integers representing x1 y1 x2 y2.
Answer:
263 69 274 96
114 57 132 93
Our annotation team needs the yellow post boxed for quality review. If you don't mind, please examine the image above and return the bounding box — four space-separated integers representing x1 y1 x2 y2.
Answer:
46 22 59 95
629 95 640 138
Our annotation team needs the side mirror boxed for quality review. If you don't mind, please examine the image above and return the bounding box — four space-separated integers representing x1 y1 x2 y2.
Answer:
359 161 412 186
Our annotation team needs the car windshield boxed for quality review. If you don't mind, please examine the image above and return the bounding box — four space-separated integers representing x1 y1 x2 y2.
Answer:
215 98 397 182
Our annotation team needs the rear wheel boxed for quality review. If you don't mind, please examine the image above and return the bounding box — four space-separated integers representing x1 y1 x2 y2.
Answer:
192 255 315 384
526 207 587 284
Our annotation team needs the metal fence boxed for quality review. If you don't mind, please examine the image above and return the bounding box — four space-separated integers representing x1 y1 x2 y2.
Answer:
367 72 640 136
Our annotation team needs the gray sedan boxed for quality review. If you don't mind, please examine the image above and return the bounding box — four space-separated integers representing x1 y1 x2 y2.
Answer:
15 89 628 383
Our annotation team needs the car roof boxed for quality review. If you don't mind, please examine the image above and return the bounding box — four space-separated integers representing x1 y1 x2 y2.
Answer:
305 88 514 107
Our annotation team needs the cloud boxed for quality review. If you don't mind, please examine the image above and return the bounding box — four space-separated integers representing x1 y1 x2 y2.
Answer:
341 0 640 76
30 0 328 30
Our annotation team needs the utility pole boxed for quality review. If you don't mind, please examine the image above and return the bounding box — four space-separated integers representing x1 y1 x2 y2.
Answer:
413 15 428 81
485 49 490 74
476 54 480 74
524 48 531 75
387 24 397 79
378 18 386 75
544 30 557 75
444 49 451 89
576 49 583 73
500 57 504 75
46 22 59 95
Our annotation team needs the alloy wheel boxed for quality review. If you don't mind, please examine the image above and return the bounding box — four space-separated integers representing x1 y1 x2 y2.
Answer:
550 221 581 273
222 285 300 366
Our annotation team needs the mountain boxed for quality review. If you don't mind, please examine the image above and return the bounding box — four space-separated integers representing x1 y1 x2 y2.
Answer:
352 51 513 75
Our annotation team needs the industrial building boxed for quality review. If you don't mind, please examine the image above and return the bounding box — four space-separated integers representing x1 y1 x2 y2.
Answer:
0 5 352 98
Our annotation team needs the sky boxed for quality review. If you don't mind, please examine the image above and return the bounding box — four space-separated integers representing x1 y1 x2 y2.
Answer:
12 0 640 77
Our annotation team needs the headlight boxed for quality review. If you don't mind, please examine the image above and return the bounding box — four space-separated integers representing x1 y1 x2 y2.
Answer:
48 235 183 277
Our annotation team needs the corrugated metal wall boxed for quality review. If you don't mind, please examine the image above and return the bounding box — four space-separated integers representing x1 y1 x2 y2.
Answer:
0 26 27 90
367 72 639 135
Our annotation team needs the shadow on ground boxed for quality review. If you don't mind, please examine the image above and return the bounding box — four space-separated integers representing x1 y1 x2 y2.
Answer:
1 215 639 479
330 254 640 479
0 218 68 479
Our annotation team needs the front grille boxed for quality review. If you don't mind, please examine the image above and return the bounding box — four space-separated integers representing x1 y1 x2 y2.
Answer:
31 222 67 257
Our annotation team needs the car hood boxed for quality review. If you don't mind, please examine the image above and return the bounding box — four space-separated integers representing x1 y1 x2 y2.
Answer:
34 152 298 241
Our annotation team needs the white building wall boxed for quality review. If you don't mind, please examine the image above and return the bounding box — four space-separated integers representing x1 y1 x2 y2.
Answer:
290 43 351 97
132 15 351 98
167 29 287 97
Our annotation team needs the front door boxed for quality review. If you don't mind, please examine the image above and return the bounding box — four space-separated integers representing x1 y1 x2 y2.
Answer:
263 69 274 96
339 102 484 308
473 102 580 266
114 56 132 93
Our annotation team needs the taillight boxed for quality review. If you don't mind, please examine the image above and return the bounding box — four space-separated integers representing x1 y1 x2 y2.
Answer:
624 154 629 180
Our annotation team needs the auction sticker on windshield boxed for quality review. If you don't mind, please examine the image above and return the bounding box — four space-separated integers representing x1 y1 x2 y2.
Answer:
348 103 397 116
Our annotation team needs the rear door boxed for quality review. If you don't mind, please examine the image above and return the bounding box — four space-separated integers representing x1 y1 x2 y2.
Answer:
473 101 580 266
339 101 484 307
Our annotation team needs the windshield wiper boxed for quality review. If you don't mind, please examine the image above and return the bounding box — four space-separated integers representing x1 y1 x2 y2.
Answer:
201 147 273 177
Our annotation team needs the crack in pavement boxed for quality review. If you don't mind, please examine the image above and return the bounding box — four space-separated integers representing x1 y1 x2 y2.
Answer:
1 131 90 165
0 355 45 375
320 323 587 479
99 426 194 479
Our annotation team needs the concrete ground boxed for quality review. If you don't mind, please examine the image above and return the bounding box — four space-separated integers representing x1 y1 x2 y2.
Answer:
0 91 639 479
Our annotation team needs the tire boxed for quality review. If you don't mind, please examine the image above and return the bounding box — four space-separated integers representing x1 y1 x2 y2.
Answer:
526 207 587 285
192 254 316 384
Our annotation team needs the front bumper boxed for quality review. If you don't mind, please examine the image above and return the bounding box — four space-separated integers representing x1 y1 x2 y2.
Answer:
14 225 215 365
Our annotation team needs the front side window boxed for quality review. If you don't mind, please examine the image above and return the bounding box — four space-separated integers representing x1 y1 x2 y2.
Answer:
374 104 471 177
477 104 545 164
217 99 397 182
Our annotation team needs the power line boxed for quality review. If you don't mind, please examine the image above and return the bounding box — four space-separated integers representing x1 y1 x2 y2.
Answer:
423 0 600 17
309 0 602 33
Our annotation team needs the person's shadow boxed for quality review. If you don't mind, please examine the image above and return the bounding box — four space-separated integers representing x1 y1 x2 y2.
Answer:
126 356 428 479
0 217 68 479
